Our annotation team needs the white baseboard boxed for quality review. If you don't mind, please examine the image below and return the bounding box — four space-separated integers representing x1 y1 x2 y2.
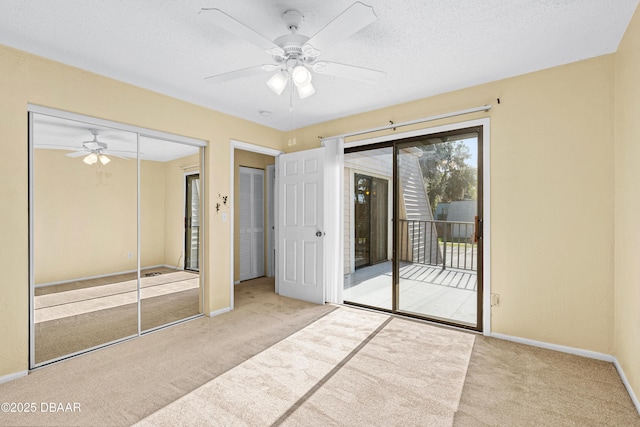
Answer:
490 333 614 361
160 264 185 271
0 370 27 385
492 333 639 415
234 281 240 285
614 357 640 415
209 307 231 317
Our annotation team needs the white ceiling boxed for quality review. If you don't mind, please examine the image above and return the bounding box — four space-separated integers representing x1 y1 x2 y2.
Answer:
2 1 638 131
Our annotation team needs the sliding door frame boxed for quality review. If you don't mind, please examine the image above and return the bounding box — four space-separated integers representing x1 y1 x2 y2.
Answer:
28 105 207 368
393 127 483 331
343 118 491 334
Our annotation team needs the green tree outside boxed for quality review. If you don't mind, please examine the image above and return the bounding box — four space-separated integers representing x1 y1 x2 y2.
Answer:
418 140 477 216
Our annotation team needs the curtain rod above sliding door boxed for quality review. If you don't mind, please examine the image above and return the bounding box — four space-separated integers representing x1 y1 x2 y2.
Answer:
320 104 491 142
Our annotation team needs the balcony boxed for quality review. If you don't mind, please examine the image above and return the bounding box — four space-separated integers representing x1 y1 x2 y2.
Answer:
344 219 478 326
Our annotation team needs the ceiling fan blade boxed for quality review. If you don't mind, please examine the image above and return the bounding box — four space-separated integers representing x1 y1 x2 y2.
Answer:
204 65 275 84
104 149 137 155
34 143 76 150
304 2 377 55
313 61 385 84
66 151 88 158
200 8 285 57
103 152 132 160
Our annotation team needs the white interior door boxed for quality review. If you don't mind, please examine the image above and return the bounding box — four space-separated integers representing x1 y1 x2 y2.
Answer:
277 147 325 304
239 167 264 281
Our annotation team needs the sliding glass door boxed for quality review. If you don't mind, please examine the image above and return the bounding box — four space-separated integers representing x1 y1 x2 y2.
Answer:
30 109 205 367
396 131 481 327
343 127 483 330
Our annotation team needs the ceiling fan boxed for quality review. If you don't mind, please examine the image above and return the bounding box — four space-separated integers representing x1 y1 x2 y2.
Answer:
65 129 134 165
200 1 385 99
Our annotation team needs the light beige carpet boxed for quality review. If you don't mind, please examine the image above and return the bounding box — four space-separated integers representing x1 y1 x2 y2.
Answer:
454 336 640 426
1 278 337 426
1 277 638 426
136 307 475 427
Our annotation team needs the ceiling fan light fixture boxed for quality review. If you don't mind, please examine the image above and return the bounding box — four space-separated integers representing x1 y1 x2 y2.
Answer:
266 71 289 95
99 154 111 165
203 3 382 104
292 65 311 86
296 81 315 99
83 153 98 165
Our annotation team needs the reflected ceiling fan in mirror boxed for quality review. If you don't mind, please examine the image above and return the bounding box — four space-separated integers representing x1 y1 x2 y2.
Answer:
65 129 135 165
200 1 385 100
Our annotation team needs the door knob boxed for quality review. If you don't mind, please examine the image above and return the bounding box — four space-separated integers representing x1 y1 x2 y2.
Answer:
316 231 323 237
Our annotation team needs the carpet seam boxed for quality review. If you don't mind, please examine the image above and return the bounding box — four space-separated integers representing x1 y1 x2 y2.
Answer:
269 314 394 427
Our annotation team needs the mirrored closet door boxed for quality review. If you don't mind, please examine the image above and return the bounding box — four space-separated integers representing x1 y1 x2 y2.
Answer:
139 136 202 332
30 109 205 367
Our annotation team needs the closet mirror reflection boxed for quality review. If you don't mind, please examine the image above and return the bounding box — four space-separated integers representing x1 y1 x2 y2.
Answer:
139 136 202 332
31 112 203 366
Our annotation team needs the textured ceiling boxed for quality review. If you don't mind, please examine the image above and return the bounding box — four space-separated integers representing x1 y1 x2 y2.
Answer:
1 0 638 131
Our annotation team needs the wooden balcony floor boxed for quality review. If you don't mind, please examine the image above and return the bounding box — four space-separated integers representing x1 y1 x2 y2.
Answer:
344 261 478 326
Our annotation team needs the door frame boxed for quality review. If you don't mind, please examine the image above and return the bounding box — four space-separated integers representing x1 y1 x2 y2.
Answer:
342 118 491 335
353 173 390 269
348 169 393 275
266 164 276 278
229 140 284 310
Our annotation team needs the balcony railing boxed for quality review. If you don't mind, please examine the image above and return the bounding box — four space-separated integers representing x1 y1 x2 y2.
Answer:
398 219 477 271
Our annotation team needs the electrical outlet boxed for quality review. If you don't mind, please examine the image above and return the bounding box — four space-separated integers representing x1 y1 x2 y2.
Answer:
491 293 500 307
127 251 133 259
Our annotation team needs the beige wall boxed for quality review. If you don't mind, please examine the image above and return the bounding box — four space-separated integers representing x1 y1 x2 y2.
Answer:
615 5 640 407
0 44 283 378
294 55 617 355
233 150 275 282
